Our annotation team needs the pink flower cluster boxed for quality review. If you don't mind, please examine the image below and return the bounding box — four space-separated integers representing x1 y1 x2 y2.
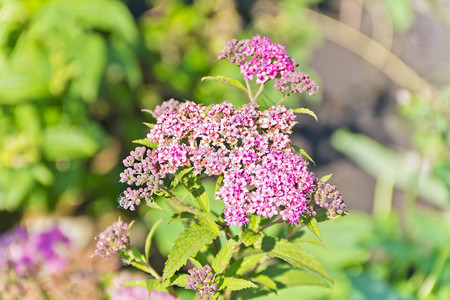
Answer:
119 100 345 226
218 35 319 95
187 265 217 299
94 218 133 259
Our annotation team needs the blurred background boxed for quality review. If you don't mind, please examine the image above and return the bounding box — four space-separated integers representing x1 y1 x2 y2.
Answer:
0 0 449 299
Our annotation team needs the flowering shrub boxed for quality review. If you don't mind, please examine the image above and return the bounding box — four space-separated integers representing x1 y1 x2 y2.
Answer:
94 36 346 299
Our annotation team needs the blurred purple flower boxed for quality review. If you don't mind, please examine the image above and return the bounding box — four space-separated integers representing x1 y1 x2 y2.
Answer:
0 225 70 276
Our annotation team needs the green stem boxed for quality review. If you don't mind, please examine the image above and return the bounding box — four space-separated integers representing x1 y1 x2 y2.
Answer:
255 217 283 233
276 94 287 105
245 79 254 101
252 84 265 103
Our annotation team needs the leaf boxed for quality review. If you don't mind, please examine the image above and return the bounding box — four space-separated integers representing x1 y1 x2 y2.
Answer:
266 238 333 283
143 122 155 129
306 218 322 241
265 267 331 288
170 274 189 288
219 277 258 291
201 76 248 95
147 201 165 212
292 237 326 248
130 261 156 275
291 108 318 121
170 167 193 190
162 223 217 281
189 257 203 269
320 173 333 182
43 124 100 160
123 280 147 287
132 139 157 149
145 219 163 263
236 253 266 276
196 213 221 236
249 215 261 231
215 176 223 194
241 229 262 247
212 239 238 274
292 145 315 164
146 278 161 295
253 275 277 292
182 173 210 213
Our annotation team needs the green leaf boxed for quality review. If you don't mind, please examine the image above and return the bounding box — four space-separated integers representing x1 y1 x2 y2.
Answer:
130 261 156 275
306 218 322 241
320 174 333 182
143 122 155 129
201 76 248 95
145 219 163 263
196 213 221 236
130 245 146 263
292 145 315 164
43 124 100 160
189 257 203 269
170 167 194 190
215 176 223 194
263 267 331 288
241 229 262 247
147 201 165 212
132 139 157 149
266 238 333 283
219 277 258 291
249 215 261 231
292 237 326 248
146 278 161 295
123 280 147 287
253 275 277 292
291 108 318 121
162 223 217 281
170 274 189 288
236 253 266 276
212 239 238 274
182 173 210 213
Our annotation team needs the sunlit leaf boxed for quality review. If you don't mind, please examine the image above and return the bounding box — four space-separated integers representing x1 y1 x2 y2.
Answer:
145 219 163 263
162 223 217 281
219 277 257 291
212 239 238 274
291 108 318 121
201 76 248 95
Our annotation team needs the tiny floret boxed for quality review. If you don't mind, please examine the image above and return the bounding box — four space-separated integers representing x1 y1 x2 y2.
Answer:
93 218 133 259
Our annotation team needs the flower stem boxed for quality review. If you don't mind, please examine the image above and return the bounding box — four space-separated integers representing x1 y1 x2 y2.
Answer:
276 94 287 105
255 217 283 233
253 84 265 103
245 79 254 101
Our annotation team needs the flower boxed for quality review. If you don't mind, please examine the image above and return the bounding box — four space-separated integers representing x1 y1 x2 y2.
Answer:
119 99 345 226
93 218 133 259
218 35 319 97
187 265 217 299
0 225 70 276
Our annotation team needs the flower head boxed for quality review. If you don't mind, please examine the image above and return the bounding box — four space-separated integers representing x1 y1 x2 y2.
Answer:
94 218 133 259
187 265 217 299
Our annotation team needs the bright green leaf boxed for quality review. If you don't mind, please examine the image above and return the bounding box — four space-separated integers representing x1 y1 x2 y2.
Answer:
241 229 262 247
292 145 315 164
306 218 321 241
162 223 217 281
189 257 203 269
143 122 155 129
146 278 161 295
253 275 277 292
263 267 330 288
212 239 238 274
201 76 248 95
196 213 221 236
147 201 165 212
219 277 258 291
267 238 333 283
145 219 163 263
236 253 266 276
182 173 210 212
170 167 194 190
215 175 223 194
132 139 157 149
320 174 333 182
249 215 261 231
291 108 318 121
